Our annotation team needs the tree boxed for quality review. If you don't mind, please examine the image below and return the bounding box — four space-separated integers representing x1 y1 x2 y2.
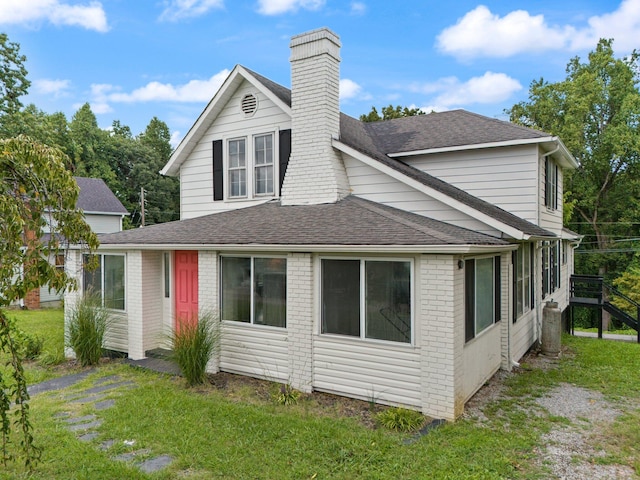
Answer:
360 104 425 122
509 39 640 281
0 136 98 465
0 33 29 118
134 117 179 225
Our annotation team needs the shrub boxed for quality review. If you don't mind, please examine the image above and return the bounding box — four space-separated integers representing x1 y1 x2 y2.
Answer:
273 383 301 406
375 406 425 432
169 311 220 387
66 294 111 366
13 330 44 360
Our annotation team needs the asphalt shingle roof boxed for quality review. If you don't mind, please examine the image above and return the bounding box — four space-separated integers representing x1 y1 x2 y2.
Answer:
75 177 128 215
98 196 509 247
338 114 554 238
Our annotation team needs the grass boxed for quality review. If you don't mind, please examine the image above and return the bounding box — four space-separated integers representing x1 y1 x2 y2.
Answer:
574 326 637 335
2 312 640 479
0 308 67 385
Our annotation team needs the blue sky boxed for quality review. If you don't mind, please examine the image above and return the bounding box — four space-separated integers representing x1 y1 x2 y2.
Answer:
2 0 638 146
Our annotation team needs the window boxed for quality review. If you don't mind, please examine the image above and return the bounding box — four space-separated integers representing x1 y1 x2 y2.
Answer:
465 256 501 342
254 134 274 195
542 241 560 297
513 244 534 320
321 259 411 344
545 157 558 210
213 130 290 202
220 256 286 327
55 254 65 272
228 138 247 198
227 133 275 199
83 254 125 310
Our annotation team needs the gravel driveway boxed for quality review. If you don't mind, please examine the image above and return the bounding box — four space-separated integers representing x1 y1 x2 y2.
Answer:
465 352 637 479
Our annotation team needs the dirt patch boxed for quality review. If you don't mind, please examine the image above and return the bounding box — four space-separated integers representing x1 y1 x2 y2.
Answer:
204 372 382 429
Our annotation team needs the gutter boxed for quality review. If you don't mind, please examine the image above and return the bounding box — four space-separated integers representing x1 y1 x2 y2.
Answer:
67 243 519 254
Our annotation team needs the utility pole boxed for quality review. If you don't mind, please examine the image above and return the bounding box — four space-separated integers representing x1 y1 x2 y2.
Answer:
140 187 146 227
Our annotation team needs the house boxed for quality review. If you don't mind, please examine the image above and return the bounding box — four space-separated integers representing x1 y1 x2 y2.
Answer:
31 176 128 308
64 28 578 420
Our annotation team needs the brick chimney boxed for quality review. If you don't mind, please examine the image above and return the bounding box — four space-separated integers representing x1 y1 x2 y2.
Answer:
281 27 350 205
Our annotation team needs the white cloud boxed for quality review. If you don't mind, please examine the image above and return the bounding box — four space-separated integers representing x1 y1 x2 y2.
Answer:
90 70 230 112
33 78 71 95
159 0 224 22
436 5 571 59
0 0 108 32
339 78 362 100
570 0 640 52
170 130 183 148
410 72 522 108
256 0 325 15
436 0 640 59
350 2 366 15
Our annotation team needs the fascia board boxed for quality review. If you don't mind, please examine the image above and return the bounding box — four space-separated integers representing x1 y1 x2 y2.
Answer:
162 66 293 177
387 136 579 170
76 243 517 254
333 139 528 241
238 66 292 116
386 137 557 158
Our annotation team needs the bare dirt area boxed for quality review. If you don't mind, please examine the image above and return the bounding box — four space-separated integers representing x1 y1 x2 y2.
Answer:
465 348 637 479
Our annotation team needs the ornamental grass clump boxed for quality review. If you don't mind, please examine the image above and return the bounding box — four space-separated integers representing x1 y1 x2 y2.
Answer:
375 406 425 432
67 294 111 366
169 311 220 387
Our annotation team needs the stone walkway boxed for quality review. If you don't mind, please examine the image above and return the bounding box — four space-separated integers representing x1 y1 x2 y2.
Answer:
30 371 175 475
573 331 638 343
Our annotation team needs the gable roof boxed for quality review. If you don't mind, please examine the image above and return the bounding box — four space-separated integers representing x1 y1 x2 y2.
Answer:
162 65 292 177
97 195 510 252
75 177 128 215
337 114 554 239
160 69 566 240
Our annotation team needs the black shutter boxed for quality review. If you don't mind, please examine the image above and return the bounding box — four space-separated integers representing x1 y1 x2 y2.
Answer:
495 256 501 323
213 139 223 201
530 244 535 308
544 157 550 207
512 250 517 323
465 259 475 342
278 129 291 192
554 164 559 210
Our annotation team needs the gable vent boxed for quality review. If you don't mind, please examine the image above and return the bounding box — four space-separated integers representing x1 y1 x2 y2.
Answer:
241 93 258 116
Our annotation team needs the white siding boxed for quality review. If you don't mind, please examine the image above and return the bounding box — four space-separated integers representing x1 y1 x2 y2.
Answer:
462 324 501 402
538 152 564 233
40 285 61 304
343 155 501 237
404 145 540 224
313 336 422 408
180 80 291 219
141 251 163 353
104 312 128 352
511 309 536 362
219 322 289 382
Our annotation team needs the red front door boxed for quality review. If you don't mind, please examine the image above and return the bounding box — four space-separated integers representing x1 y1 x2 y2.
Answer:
174 250 198 330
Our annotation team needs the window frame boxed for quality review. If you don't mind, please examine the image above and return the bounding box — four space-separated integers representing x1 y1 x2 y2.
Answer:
225 131 277 200
545 157 558 210
82 253 126 312
465 255 501 342
227 137 247 198
320 256 414 345
513 243 534 321
542 240 561 298
219 254 287 328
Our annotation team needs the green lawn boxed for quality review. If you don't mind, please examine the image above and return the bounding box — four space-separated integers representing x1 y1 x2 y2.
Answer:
2 309 640 479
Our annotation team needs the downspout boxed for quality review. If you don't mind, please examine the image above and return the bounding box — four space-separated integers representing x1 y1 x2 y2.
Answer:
536 141 562 345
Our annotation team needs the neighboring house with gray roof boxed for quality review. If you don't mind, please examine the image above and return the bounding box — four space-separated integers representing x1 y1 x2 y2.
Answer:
64 28 579 420
36 177 127 306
